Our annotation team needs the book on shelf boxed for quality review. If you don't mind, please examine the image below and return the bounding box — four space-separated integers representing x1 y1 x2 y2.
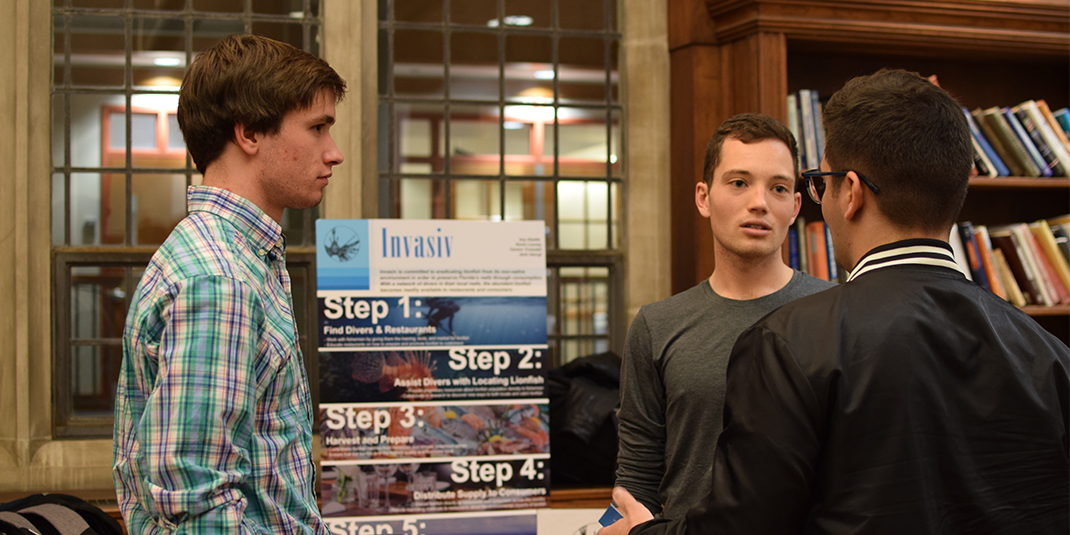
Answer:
806 220 829 281
970 136 998 177
957 221 991 290
973 225 1006 300
1003 107 1054 177
991 248 1027 307
990 222 1070 306
810 91 825 168
786 93 801 170
794 217 808 275
972 108 1025 177
988 228 1043 306
1034 100 1070 154
1013 101 1070 176
797 89 820 171
1030 219 1070 295
948 226 973 282
964 108 1009 176
978 107 1042 177
1053 108 1070 138
1048 214 1070 264
788 227 800 271
824 223 838 282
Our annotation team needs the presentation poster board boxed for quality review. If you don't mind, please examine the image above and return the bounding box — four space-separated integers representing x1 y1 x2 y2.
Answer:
316 220 548 535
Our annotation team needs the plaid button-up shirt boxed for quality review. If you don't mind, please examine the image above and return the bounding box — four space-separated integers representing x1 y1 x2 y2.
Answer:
114 186 325 534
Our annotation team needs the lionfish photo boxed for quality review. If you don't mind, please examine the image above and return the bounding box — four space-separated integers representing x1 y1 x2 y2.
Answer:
351 351 437 399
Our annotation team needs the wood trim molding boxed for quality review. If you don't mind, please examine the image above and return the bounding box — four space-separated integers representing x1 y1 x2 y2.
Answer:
702 0 1068 55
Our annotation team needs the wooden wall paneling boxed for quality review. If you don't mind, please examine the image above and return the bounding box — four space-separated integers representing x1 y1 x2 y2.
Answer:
668 0 718 51
670 44 726 293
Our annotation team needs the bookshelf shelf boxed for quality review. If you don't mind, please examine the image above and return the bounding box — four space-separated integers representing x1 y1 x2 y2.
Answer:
670 0 1069 343
1022 305 1070 317
969 177 1070 189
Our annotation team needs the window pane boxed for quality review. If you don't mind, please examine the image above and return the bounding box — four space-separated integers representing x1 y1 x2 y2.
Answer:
132 0 183 10
448 106 501 176
557 180 609 250
394 29 444 99
167 114 185 150
451 0 496 25
71 343 122 419
132 173 187 245
502 180 555 225
191 0 244 12
559 36 607 104
505 0 550 28
400 116 433 158
398 0 443 22
560 0 605 31
70 93 124 168
52 93 66 168
505 34 553 106
110 112 158 150
450 32 498 100
131 16 186 89
70 265 130 341
400 178 435 219
452 179 501 221
67 172 115 245
53 173 66 246
252 22 305 50
63 15 126 88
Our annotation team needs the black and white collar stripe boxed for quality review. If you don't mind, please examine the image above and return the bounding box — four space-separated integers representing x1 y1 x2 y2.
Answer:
846 240 968 282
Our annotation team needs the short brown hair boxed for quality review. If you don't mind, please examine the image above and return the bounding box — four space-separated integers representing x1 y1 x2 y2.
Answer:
703 113 799 188
178 34 347 174
822 69 972 232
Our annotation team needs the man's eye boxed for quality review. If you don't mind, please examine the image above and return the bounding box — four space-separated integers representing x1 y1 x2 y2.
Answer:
729 180 745 188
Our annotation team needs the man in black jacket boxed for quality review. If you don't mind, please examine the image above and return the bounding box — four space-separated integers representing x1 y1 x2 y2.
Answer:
600 69 1070 535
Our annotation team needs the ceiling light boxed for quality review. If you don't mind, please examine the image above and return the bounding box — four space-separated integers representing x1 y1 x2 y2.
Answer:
533 69 555 80
503 121 525 130
487 15 534 27
153 57 182 67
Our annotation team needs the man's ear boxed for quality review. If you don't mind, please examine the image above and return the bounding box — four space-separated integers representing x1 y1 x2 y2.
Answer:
842 171 865 221
232 122 260 156
695 181 712 218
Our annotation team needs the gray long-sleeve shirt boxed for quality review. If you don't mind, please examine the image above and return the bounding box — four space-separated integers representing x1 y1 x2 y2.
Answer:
615 272 834 519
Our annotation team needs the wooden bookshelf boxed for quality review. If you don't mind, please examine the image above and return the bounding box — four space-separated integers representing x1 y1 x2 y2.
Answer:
669 0 1069 342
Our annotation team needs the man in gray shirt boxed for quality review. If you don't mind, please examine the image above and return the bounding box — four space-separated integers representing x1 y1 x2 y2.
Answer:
615 113 834 519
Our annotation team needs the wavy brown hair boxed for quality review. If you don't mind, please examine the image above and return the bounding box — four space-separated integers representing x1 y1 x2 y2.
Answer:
177 34 347 174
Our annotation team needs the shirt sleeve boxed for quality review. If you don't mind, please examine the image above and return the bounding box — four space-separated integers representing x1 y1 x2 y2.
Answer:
138 275 265 534
615 309 669 516
631 323 823 535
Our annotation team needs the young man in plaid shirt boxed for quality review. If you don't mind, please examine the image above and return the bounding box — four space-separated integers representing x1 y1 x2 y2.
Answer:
113 34 345 534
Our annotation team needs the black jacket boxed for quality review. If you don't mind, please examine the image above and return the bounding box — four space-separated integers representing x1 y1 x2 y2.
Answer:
636 239 1070 535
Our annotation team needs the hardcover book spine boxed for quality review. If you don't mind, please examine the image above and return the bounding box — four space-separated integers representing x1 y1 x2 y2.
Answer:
964 108 1009 176
973 108 1025 176
982 108 1041 177
1006 107 1056 177
1020 100 1070 176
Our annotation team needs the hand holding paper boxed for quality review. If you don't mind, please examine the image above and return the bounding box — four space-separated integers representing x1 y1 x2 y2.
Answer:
596 487 654 535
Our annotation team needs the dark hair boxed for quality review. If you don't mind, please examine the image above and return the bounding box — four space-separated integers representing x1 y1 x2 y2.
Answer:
703 113 799 188
177 34 347 174
822 69 972 232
